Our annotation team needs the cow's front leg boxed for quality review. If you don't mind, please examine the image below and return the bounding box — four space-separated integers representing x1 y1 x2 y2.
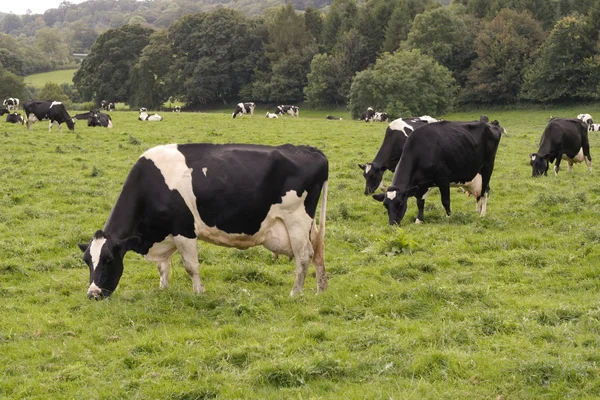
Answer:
48 120 53 132
157 260 171 289
554 155 562 175
415 197 426 224
174 236 204 294
438 184 451 217
568 162 574 173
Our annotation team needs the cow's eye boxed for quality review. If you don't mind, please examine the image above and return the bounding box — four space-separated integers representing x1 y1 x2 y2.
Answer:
105 256 113 264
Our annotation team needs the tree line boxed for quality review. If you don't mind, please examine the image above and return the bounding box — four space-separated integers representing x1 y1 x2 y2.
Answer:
2 0 600 118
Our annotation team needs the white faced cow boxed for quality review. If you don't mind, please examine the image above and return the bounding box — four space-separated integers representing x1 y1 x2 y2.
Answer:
359 116 439 194
3 98 19 111
232 102 255 118
530 118 592 176
373 120 505 225
139 108 163 121
275 105 299 117
577 113 593 129
23 101 75 132
78 143 329 299
6 112 24 124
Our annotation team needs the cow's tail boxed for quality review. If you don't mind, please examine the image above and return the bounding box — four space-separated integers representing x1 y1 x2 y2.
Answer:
311 180 328 292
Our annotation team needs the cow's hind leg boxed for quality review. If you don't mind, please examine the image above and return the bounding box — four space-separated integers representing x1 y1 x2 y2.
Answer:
174 235 205 294
310 226 327 293
157 260 171 289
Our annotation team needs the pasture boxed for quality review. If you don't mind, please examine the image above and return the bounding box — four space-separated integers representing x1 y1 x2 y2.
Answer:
24 69 78 89
2 106 600 399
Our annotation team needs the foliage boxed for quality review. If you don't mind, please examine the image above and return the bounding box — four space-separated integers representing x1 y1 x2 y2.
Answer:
520 15 599 102
73 24 154 105
462 9 545 104
0 63 27 100
37 82 70 104
168 9 267 106
402 4 479 86
348 49 457 119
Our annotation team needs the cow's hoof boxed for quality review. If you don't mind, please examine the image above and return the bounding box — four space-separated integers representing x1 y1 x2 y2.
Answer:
415 218 423 224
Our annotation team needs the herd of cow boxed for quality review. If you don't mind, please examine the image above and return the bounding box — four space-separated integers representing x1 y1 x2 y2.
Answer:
1 96 594 299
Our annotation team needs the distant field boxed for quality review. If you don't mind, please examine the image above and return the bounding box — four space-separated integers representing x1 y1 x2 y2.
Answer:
24 69 78 88
2 106 600 398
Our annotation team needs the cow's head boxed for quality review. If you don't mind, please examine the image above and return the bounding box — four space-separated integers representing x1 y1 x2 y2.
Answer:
372 186 411 225
358 163 386 195
66 117 76 131
78 230 140 299
530 153 548 177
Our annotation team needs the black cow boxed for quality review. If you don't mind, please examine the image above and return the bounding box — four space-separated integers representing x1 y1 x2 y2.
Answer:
3 98 19 111
358 116 439 194
232 102 255 118
100 100 115 112
275 105 299 117
325 115 343 120
0 107 9 116
373 120 504 225
6 112 24 124
78 143 329 299
23 101 75 132
88 110 113 128
530 118 592 177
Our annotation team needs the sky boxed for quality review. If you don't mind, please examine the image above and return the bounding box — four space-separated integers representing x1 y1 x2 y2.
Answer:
5 0 88 16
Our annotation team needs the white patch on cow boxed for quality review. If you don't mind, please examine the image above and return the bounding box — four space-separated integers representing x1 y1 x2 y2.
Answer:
147 114 163 121
202 167 208 177
531 155 536 161
452 174 483 197
386 191 397 200
365 164 372 173
89 237 107 270
50 101 62 108
28 114 39 123
388 118 412 136
145 234 177 262
417 115 438 123
143 144 204 234
562 148 584 164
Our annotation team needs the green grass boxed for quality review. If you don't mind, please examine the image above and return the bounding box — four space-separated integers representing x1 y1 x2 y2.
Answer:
24 69 78 88
1 106 600 398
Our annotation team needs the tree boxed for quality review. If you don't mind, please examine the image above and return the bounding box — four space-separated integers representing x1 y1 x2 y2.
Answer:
402 5 479 85
304 53 340 106
304 7 324 44
0 63 27 101
168 10 267 106
73 24 154 104
38 82 70 104
520 15 599 102
348 50 457 119
463 9 545 104
321 0 359 51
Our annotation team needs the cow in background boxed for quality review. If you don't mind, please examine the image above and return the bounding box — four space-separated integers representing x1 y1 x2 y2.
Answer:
577 113 593 129
139 108 163 121
232 102 255 118
88 110 113 128
359 116 439 194
373 120 505 225
589 124 600 132
23 101 75 132
326 115 343 120
530 118 592 176
173 106 181 113
266 112 278 118
275 105 299 117
100 100 115 112
3 98 19 111
6 112 24 124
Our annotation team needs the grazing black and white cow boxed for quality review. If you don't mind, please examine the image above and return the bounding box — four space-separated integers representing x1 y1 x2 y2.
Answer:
373 120 504 225
88 110 113 128
100 100 115 112
358 116 439 194
266 112 278 119
530 118 592 177
23 101 75 132
173 106 181 113
3 98 19 111
232 102 255 118
78 143 329 299
577 113 593 129
139 109 163 121
275 105 299 117
6 112 24 124
325 115 343 120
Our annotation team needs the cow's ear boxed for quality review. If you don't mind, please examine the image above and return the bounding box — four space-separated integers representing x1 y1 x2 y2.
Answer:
372 193 385 202
78 243 89 253
117 236 141 252
491 120 499 126
358 163 366 170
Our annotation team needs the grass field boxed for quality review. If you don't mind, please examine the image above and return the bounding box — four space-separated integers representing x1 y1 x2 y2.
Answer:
2 105 600 399
24 69 78 88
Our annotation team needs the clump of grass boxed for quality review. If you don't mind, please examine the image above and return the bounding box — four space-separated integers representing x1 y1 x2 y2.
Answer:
376 229 418 256
128 134 141 145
